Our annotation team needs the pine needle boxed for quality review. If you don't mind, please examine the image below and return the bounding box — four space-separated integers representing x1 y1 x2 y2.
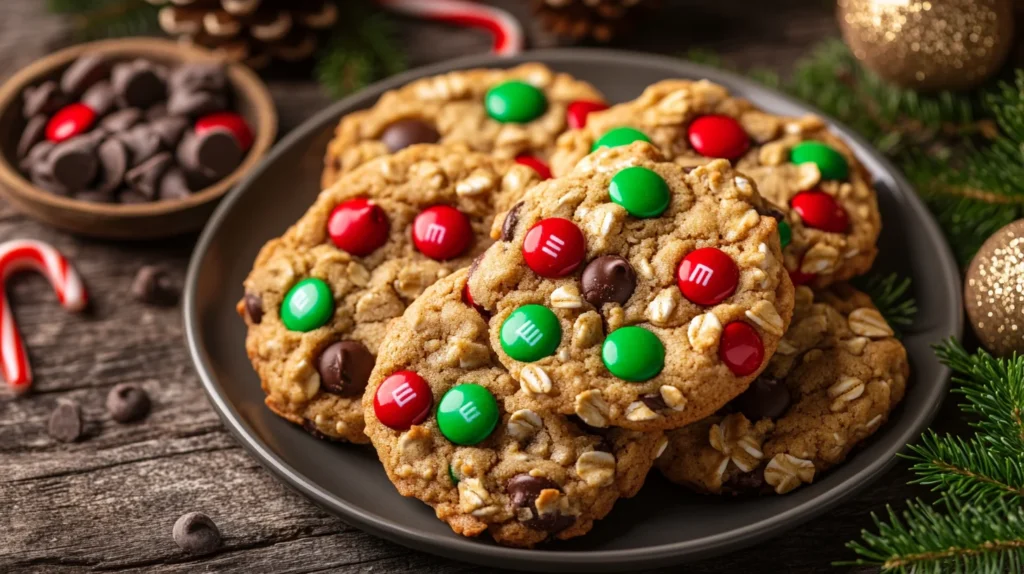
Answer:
853 272 917 335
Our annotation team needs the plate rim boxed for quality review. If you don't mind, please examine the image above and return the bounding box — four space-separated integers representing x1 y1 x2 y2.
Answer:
183 47 963 571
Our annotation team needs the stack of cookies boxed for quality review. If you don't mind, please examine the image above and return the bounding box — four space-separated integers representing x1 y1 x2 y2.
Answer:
238 64 909 547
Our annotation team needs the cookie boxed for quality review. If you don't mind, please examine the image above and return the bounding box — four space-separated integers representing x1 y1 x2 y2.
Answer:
550 80 881 288
238 145 542 443
362 268 666 547
466 142 795 431
657 284 908 495
321 63 606 188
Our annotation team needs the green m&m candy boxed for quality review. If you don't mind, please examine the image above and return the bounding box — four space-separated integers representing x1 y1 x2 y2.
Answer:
602 326 665 381
437 383 500 445
500 304 561 362
281 278 334 332
609 166 670 218
592 127 650 152
790 141 848 181
485 81 547 123
778 219 792 248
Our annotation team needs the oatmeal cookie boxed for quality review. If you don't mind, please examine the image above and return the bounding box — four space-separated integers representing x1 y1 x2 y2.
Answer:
321 63 606 188
238 145 541 443
467 142 795 431
550 80 881 287
362 268 665 547
657 284 909 495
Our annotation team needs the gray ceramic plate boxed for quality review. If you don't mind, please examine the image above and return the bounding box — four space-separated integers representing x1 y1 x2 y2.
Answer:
184 49 962 572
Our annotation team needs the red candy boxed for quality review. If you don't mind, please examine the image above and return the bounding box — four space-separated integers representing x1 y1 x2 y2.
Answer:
328 198 389 256
373 370 433 430
515 155 552 180
676 247 739 306
413 205 472 260
788 267 815 286
567 100 609 130
196 112 254 151
522 218 585 278
719 322 764 376
790 190 849 233
687 115 750 160
46 103 96 143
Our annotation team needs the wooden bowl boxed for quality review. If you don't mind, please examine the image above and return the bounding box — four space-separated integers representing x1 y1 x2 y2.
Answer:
0 38 277 239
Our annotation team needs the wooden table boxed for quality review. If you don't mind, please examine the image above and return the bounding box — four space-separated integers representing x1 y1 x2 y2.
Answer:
1 1 961 572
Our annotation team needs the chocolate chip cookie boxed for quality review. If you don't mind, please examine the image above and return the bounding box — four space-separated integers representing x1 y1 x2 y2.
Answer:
467 142 795 432
657 284 908 495
363 268 665 547
551 80 881 288
238 145 541 443
321 63 607 188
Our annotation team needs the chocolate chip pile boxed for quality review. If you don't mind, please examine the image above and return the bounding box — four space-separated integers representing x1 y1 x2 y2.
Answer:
16 54 253 204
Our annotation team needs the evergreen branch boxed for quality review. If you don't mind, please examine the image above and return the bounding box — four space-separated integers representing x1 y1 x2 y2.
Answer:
905 432 1024 503
48 0 160 41
852 272 916 334
316 2 406 98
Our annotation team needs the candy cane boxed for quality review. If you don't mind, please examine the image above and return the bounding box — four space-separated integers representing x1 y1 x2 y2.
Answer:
377 0 524 56
0 240 87 394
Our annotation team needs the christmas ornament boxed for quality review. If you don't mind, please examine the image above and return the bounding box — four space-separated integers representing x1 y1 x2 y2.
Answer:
153 0 341 69
965 220 1024 356
379 0 524 56
531 0 654 42
837 0 1015 90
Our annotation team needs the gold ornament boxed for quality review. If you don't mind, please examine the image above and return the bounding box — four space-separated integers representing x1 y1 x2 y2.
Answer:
837 0 1015 91
965 220 1024 357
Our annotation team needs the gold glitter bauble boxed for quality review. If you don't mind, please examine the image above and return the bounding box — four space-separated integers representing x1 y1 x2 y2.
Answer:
838 0 1015 91
965 220 1024 357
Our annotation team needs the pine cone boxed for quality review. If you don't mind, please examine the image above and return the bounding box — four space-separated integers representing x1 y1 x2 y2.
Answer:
150 0 339 69
531 0 653 42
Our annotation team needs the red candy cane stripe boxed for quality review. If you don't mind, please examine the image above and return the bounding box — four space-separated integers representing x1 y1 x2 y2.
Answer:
0 240 87 394
377 0 524 56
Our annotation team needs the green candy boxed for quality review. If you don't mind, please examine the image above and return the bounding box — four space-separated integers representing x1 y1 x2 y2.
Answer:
609 166 670 218
778 220 792 248
448 465 460 485
500 304 561 362
485 81 547 123
281 278 334 332
437 383 500 445
790 141 849 180
592 127 651 152
602 326 665 382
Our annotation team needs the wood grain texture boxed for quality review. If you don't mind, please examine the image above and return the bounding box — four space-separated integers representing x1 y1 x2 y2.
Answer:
0 1 960 572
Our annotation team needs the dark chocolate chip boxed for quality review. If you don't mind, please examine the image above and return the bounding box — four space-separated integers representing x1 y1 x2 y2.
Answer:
48 401 83 443
158 167 192 201
112 60 167 109
302 419 334 441
50 137 99 191
81 81 116 116
506 474 576 533
501 202 523 242
60 54 108 97
581 255 636 307
131 265 179 306
17 115 47 159
145 103 168 121
125 152 172 199
150 116 188 148
732 377 791 421
30 159 69 196
119 189 151 204
722 467 767 494
172 512 221 555
94 137 128 194
177 129 241 180
118 124 163 166
101 108 143 132
167 89 226 117
20 140 54 172
640 393 667 411
244 293 263 324
169 63 227 94
379 118 440 153
317 341 375 397
22 80 66 117
74 190 115 203
756 201 786 222
106 383 151 423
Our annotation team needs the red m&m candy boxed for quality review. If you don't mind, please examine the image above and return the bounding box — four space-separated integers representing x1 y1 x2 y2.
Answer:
567 100 609 130
196 112 254 151
719 322 764 376
373 370 433 430
788 267 815 286
677 247 739 306
413 205 472 261
687 115 750 160
328 198 389 256
515 155 552 180
522 218 585 278
46 103 96 143
790 190 849 233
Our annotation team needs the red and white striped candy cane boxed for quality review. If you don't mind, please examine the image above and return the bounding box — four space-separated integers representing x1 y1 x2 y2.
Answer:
0 240 87 394
377 0 524 56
